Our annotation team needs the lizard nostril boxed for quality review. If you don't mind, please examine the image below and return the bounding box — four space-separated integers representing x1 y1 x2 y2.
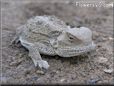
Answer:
66 22 70 25
70 25 75 28
76 25 81 28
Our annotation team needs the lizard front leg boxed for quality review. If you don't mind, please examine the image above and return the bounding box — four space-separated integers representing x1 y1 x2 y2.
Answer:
20 39 49 71
28 46 49 70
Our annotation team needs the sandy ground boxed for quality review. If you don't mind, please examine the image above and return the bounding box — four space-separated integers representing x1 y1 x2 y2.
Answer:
1 0 114 85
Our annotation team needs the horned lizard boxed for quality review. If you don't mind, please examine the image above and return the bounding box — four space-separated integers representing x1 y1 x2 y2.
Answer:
12 15 96 71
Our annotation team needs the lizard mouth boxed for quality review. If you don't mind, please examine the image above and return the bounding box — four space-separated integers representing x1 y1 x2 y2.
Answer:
55 42 96 57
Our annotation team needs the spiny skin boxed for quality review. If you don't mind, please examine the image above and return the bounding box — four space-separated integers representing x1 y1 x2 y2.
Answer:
12 15 96 71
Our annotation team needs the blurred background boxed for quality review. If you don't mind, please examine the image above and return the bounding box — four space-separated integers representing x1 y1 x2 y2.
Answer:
1 0 113 85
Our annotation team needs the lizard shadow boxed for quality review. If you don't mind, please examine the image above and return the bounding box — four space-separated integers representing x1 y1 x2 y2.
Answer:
42 54 90 65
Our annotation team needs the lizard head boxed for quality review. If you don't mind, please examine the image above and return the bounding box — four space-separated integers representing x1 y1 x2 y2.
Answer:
56 27 96 57
57 27 94 46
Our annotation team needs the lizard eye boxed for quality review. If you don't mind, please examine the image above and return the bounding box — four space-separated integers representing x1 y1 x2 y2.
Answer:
69 36 74 40
68 36 76 43
68 34 75 40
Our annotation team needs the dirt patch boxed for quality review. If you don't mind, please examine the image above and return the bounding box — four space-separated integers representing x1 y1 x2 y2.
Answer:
1 0 113 85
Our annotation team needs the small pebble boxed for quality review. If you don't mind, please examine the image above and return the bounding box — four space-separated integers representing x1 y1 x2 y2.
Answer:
60 79 66 82
36 70 45 75
104 68 113 74
102 38 107 41
87 79 97 85
31 76 38 81
97 44 102 48
10 61 19 66
108 37 113 41
24 70 31 76
93 31 99 37
97 81 102 84
87 78 100 84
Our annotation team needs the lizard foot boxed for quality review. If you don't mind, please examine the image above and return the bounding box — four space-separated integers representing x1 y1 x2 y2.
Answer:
34 60 50 72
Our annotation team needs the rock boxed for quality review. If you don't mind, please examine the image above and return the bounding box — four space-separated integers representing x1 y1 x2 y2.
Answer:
10 58 23 66
1 76 9 84
87 75 101 85
104 68 113 74
97 57 108 64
